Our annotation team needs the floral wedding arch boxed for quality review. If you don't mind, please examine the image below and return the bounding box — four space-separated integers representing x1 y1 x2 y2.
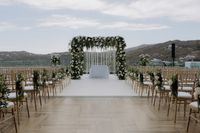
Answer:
69 36 126 80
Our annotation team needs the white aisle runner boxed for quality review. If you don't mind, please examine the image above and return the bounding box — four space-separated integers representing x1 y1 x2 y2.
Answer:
58 75 137 96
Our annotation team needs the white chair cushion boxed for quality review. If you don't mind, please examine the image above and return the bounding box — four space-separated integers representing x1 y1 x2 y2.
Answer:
7 101 14 108
8 92 17 99
181 86 193 91
26 81 33 85
24 86 34 91
47 81 53 84
189 101 199 109
178 92 192 98
0 101 14 109
163 85 171 91
8 92 28 99
143 81 152 85
182 82 194 85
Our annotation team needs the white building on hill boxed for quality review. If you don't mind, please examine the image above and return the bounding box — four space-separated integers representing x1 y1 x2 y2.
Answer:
185 61 200 68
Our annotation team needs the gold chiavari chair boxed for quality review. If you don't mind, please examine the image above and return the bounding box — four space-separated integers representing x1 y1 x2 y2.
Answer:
167 74 195 123
0 101 17 133
23 70 42 111
0 74 17 133
186 95 200 132
7 73 30 124
153 71 171 111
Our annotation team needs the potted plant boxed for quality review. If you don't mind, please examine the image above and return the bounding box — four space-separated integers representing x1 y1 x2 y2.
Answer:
169 74 178 97
148 71 155 85
0 74 9 107
139 72 144 84
33 70 40 90
16 73 25 98
155 71 163 91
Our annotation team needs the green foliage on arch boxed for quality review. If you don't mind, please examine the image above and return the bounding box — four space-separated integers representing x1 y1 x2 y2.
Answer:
69 36 127 80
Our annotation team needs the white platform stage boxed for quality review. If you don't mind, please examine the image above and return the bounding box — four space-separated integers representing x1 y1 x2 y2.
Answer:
58 75 137 96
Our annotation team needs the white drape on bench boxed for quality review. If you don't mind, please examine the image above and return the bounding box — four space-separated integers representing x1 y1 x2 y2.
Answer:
89 65 109 79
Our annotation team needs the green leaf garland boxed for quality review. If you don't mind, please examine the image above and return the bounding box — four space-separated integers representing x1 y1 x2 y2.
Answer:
69 36 126 79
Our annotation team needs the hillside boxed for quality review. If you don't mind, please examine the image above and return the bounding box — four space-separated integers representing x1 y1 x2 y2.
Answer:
126 40 200 65
0 40 200 66
0 51 70 66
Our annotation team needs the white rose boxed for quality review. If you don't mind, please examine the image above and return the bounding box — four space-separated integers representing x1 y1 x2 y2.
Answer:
195 87 200 93
155 80 161 86
168 79 173 86
21 81 25 89
155 86 159 91
193 87 200 99
155 76 159 80
194 92 198 99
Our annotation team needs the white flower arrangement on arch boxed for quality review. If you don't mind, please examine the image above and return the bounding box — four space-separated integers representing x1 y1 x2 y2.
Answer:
69 36 127 80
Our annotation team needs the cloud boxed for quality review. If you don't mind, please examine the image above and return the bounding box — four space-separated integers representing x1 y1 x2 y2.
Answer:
0 22 16 31
0 22 32 31
102 0 200 21
0 0 12 5
99 22 169 31
38 15 169 31
15 0 105 10
38 15 100 29
3 0 199 22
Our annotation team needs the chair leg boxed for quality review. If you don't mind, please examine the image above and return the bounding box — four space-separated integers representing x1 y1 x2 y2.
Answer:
165 93 169 104
26 98 30 118
174 99 178 123
33 91 37 111
158 92 162 111
178 101 181 111
167 97 171 117
151 89 155 104
141 85 144 97
147 86 150 99
55 84 57 96
47 86 50 98
42 87 46 103
12 108 18 133
30 93 33 102
52 85 55 96
184 100 187 118
194 113 198 123
39 91 42 107
186 108 192 132
153 91 157 106
16 101 20 125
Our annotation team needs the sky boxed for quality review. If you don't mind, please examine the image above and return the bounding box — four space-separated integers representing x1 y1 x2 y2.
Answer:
0 0 200 54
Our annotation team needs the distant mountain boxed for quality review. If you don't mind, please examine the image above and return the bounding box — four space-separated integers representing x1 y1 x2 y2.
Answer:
0 51 70 66
126 40 200 65
0 40 200 66
125 44 148 52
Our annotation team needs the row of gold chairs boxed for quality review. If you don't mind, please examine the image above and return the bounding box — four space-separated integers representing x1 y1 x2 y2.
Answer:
127 66 200 132
0 67 71 133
